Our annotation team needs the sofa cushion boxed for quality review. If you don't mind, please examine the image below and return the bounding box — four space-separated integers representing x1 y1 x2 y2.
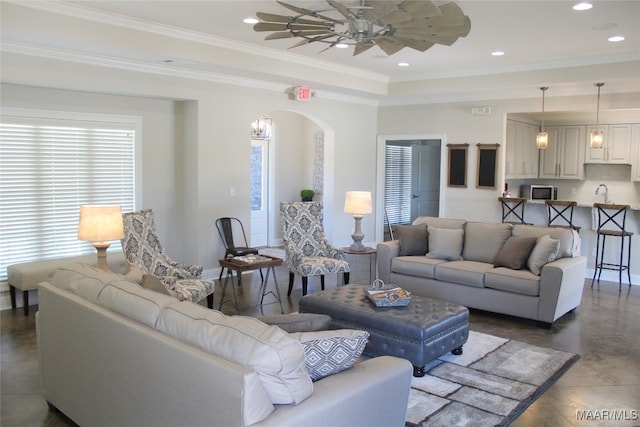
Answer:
527 235 561 275
413 216 466 229
290 329 369 381
484 268 541 296
493 236 537 270
391 256 447 279
434 260 494 288
257 313 332 333
426 227 464 261
512 224 579 258
52 263 123 303
395 224 428 256
463 222 513 264
156 302 313 405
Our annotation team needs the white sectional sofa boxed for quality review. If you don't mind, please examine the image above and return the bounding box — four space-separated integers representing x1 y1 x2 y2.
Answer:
377 217 587 327
37 263 412 427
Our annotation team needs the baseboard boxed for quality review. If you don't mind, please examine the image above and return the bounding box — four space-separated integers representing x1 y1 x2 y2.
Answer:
585 268 639 287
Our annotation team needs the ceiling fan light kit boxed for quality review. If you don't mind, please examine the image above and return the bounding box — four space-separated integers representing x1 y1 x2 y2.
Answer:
254 0 471 56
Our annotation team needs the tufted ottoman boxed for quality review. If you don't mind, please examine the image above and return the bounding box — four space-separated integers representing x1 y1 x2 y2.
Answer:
299 284 469 376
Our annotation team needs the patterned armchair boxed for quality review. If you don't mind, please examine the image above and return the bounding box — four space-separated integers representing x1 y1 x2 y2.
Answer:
280 202 350 296
121 209 214 307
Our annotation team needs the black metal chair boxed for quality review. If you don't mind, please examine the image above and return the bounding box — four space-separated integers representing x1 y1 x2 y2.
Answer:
215 217 261 286
545 200 581 232
498 197 532 225
591 204 633 290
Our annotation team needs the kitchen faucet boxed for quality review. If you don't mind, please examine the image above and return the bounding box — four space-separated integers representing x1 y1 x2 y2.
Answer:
595 184 611 204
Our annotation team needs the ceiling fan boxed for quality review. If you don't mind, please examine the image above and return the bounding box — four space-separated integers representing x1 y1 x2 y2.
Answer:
253 0 471 56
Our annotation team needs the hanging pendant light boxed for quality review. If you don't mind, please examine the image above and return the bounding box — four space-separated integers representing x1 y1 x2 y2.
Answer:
590 83 605 149
536 87 549 149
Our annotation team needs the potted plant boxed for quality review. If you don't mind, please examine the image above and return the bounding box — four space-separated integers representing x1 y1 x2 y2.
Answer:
300 189 314 202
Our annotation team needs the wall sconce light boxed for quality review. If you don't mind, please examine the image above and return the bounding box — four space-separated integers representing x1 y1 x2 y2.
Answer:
590 83 605 149
251 117 272 139
536 86 549 149
344 191 372 252
78 205 124 271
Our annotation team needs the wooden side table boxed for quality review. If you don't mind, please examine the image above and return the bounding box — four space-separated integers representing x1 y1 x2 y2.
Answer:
218 255 284 314
342 247 377 286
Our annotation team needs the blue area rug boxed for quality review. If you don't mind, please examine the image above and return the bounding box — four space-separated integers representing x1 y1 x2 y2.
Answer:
405 331 579 427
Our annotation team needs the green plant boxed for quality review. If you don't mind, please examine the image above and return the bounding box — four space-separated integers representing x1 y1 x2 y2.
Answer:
300 189 314 200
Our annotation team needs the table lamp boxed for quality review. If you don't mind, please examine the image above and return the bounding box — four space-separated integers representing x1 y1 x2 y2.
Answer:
344 191 372 252
78 205 125 271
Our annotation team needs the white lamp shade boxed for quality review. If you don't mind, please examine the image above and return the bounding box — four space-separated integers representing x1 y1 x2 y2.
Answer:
535 131 548 149
78 205 125 242
344 191 372 215
590 129 604 148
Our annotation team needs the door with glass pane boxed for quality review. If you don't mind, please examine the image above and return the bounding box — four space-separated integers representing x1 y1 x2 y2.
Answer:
250 139 268 247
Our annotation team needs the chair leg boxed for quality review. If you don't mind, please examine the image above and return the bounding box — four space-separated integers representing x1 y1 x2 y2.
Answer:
288 272 295 296
23 291 29 316
598 236 606 282
9 286 16 310
237 271 243 287
619 235 624 290
207 293 214 309
302 276 308 296
627 236 632 287
320 275 325 291
218 267 224 283
344 272 350 285
591 233 601 287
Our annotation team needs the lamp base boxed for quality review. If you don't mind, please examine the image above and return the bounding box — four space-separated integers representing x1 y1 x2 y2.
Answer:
350 215 366 252
93 242 112 272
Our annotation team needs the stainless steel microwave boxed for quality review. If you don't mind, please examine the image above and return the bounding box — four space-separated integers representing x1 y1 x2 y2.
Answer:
520 185 558 200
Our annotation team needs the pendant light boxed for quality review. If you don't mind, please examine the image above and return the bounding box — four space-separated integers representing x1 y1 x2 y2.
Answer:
590 83 605 149
535 87 549 149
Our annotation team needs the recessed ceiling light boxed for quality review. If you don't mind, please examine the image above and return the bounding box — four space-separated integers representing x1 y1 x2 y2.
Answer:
397 62 410 67
608 35 625 42
243 17 259 24
491 51 505 56
335 43 349 49
573 2 593 11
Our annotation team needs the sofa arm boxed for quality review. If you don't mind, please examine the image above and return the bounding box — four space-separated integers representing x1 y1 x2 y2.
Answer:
255 356 412 427
538 256 587 324
376 241 400 283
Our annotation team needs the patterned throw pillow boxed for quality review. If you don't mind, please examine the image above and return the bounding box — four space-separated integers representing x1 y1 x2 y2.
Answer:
290 329 369 381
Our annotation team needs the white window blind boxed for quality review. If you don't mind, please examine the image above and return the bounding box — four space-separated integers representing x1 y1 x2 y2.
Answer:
384 145 412 226
0 113 136 281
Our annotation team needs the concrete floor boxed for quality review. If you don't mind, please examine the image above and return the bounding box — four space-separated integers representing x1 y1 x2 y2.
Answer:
1 269 639 427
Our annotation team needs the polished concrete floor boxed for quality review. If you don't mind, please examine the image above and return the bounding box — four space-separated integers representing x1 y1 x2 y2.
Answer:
1 268 639 426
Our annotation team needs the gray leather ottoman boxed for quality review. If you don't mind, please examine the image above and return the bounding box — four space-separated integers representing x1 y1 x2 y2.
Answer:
299 284 469 376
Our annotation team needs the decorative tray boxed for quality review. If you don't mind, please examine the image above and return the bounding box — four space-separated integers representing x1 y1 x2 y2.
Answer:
366 279 411 307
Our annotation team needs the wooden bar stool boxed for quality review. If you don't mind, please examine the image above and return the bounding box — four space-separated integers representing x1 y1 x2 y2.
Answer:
545 200 581 232
498 197 531 225
591 203 633 290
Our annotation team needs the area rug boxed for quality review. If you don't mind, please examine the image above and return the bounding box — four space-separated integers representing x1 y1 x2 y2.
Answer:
405 330 579 427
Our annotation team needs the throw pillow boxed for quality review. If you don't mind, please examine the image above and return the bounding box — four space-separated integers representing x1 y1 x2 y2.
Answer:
527 235 561 275
257 313 331 333
395 224 428 256
426 226 464 261
141 274 171 295
493 236 537 270
290 329 369 381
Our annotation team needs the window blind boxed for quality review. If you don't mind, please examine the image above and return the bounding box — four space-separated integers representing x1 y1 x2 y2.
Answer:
0 114 136 281
384 145 412 226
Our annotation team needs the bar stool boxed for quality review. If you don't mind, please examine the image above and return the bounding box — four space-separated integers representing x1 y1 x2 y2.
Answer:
498 197 532 225
545 200 581 232
591 203 633 290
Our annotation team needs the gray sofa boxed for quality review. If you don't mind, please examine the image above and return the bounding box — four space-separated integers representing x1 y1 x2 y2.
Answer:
37 264 412 427
377 217 587 327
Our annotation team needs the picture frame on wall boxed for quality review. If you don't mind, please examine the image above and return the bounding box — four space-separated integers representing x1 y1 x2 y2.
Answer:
476 143 499 189
447 143 469 188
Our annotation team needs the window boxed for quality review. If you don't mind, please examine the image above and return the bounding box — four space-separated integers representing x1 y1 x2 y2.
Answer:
384 144 412 226
0 110 138 281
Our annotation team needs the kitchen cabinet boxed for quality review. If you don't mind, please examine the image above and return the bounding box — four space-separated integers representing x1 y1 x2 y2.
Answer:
539 125 585 180
505 120 539 179
585 123 632 164
632 124 640 182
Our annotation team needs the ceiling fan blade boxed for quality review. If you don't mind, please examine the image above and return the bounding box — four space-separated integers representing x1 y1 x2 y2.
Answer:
325 0 356 19
393 30 459 45
374 38 405 55
257 12 328 26
288 34 335 49
378 10 413 25
254 22 288 32
394 15 467 29
361 0 396 21
265 32 294 40
439 1 465 17
353 41 375 56
295 30 332 36
398 0 441 18
387 36 434 52
277 1 343 23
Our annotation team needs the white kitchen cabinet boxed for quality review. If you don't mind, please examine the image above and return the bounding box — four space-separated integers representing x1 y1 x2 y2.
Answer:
539 125 585 180
505 120 539 179
632 124 640 182
585 123 632 164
